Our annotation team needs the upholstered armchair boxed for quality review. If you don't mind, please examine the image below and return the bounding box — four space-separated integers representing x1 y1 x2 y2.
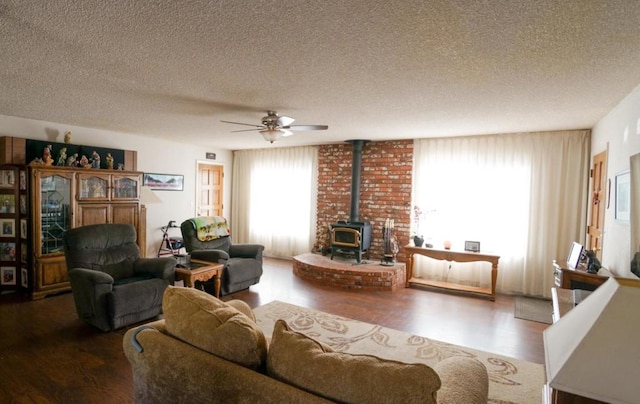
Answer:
62 223 176 332
180 217 264 295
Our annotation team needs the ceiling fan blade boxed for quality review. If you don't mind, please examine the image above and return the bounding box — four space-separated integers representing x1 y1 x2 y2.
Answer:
284 125 329 131
221 120 264 128
281 130 294 137
230 128 265 133
277 115 295 127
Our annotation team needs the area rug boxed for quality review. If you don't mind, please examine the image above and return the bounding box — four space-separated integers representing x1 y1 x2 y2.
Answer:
514 296 553 324
253 300 545 404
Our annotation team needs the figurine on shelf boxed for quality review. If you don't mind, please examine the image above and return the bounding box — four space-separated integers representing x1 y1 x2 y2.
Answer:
56 147 67 166
43 144 54 165
79 155 90 168
91 151 100 169
66 153 78 167
64 131 72 144
105 153 114 170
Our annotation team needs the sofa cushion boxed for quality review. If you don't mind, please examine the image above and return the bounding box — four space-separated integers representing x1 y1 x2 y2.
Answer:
267 320 441 403
162 286 267 370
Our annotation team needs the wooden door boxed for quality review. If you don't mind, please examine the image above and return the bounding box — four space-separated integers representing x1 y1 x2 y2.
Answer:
196 163 223 217
587 150 607 260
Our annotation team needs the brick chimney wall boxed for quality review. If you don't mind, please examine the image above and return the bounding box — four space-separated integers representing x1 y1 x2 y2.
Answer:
315 139 413 262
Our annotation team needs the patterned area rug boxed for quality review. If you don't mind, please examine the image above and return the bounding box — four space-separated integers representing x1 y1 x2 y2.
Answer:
514 296 553 324
254 301 545 404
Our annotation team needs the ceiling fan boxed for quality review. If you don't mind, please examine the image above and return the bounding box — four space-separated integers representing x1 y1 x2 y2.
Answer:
221 111 328 143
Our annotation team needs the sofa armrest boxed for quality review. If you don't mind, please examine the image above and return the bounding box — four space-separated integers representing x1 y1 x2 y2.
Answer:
229 244 265 260
190 249 230 262
433 357 488 404
134 257 177 284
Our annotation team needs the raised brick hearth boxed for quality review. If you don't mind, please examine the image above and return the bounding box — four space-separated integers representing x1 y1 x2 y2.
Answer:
292 252 406 291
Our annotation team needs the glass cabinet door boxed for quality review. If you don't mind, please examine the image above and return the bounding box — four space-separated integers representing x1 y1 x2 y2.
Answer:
38 174 72 255
112 175 140 200
78 174 109 200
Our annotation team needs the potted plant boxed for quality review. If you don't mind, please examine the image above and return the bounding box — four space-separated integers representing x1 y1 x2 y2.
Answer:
412 205 433 248
412 205 425 247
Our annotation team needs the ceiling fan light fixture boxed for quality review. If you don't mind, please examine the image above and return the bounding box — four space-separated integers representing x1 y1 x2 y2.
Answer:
260 129 284 143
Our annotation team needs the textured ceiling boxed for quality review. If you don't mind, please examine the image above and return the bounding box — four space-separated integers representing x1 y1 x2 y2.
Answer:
2 1 640 150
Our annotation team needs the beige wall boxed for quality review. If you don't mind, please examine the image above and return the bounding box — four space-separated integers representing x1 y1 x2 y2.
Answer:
591 84 640 277
0 114 233 257
3 81 640 273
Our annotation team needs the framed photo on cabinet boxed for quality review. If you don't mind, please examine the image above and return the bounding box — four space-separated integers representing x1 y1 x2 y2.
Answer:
1 267 16 285
0 194 15 214
19 170 26 191
20 242 27 263
20 219 27 239
0 170 15 188
0 242 16 261
19 195 26 215
0 219 15 237
21 266 28 288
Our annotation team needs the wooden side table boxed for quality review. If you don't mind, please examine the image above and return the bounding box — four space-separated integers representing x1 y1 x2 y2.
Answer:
552 261 609 290
174 259 224 298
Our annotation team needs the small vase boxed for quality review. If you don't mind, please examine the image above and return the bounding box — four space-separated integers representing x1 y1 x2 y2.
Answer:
413 235 424 247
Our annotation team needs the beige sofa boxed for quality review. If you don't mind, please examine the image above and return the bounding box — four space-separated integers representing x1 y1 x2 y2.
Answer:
123 287 489 403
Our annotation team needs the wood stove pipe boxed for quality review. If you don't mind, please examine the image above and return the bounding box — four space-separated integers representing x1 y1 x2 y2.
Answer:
347 139 368 223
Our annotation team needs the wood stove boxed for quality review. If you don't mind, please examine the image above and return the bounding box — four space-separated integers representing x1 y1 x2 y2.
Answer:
330 221 372 263
329 139 372 263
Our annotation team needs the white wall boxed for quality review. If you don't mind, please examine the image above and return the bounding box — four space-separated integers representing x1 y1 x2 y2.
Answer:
0 115 233 257
591 84 640 277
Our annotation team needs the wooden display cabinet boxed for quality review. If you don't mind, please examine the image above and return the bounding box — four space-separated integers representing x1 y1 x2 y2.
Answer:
0 166 25 294
75 172 142 231
29 167 145 299
31 168 74 299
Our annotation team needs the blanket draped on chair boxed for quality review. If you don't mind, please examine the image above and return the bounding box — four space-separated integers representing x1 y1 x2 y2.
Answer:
189 216 231 241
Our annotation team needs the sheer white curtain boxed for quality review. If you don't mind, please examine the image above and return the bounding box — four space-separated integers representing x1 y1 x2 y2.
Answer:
231 146 318 258
413 130 589 297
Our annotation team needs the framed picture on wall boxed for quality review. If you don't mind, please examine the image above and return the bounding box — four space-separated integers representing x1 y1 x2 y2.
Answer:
143 173 184 191
615 170 630 223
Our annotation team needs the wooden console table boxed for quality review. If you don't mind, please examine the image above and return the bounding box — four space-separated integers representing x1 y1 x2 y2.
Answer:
404 245 500 301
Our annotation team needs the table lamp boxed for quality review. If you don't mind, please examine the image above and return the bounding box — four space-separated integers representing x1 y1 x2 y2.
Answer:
543 277 640 403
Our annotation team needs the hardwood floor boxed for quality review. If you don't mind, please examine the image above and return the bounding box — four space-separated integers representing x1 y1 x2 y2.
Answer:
0 257 547 403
